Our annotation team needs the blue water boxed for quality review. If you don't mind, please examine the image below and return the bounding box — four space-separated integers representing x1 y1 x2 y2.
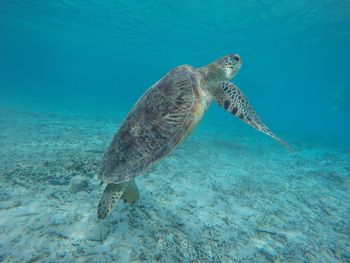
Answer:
0 1 350 262
1 0 350 144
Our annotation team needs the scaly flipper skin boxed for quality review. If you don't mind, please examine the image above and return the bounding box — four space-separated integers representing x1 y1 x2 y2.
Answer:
210 81 290 148
97 182 128 219
121 179 139 204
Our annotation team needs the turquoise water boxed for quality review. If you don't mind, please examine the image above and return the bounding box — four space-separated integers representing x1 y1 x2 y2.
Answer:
2 0 350 144
0 1 350 262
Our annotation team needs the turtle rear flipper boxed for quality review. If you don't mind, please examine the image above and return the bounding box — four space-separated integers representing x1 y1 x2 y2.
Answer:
97 180 139 219
97 182 128 219
122 179 139 204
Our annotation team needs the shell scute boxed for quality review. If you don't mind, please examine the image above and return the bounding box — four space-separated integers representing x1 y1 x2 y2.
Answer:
99 66 202 183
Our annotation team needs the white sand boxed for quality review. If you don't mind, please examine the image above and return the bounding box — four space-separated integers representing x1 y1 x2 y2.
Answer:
0 105 349 262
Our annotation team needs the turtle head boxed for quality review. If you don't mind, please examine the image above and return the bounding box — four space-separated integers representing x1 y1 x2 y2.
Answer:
202 54 242 82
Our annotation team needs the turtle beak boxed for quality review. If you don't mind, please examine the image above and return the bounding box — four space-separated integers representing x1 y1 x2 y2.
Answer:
235 55 242 68
233 54 242 68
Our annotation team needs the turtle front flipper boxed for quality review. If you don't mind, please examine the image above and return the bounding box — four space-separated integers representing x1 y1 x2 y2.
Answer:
97 182 128 219
209 81 290 148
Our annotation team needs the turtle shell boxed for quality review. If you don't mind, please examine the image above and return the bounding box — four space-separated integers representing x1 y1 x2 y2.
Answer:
99 65 205 184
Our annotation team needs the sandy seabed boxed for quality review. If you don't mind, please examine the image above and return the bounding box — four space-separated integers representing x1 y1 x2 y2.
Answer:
0 103 349 263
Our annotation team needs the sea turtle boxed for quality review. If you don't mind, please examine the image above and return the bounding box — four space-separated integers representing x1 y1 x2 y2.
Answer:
97 54 288 219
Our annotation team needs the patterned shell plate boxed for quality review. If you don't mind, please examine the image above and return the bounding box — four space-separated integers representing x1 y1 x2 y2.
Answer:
99 65 203 183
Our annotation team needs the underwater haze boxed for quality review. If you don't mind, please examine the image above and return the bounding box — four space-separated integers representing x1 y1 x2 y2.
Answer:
0 1 350 262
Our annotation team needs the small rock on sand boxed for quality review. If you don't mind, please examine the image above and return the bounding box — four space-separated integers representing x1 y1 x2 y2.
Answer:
50 212 72 225
86 222 110 242
69 176 92 193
